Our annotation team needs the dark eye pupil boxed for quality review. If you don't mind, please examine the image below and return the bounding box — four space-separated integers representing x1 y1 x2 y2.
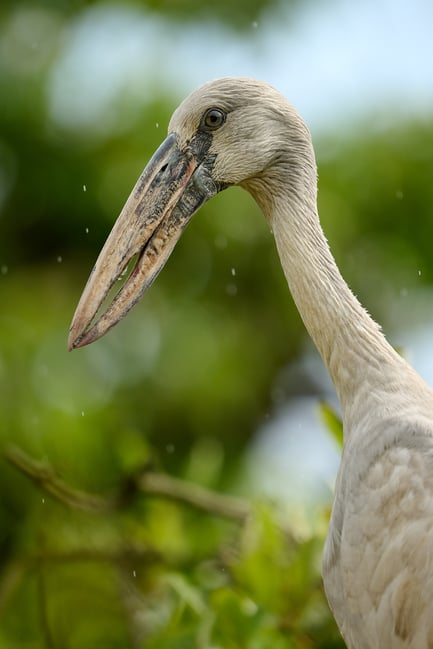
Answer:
203 108 225 130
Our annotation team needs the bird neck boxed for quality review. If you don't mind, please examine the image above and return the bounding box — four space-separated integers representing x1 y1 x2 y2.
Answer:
265 189 405 420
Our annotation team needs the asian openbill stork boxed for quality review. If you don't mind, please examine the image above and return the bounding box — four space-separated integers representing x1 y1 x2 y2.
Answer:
69 78 433 649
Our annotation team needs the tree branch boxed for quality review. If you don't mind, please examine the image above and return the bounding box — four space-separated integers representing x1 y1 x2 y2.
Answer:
5 445 115 512
5 445 251 523
37 557 57 649
136 471 250 523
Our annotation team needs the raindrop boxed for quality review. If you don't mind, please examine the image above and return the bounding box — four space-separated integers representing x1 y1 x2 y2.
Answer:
81 411 85 417
155 122 159 129
85 227 89 234
231 267 236 276
83 184 87 192
132 570 137 578
418 270 422 277
42 498 45 504
57 255 62 263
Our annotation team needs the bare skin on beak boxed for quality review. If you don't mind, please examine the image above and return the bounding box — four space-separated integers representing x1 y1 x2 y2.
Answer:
68 132 221 350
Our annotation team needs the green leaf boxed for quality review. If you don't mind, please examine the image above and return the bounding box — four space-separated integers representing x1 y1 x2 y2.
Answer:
318 401 343 448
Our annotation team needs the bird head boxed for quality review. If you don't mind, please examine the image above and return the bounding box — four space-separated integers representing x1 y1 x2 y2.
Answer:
68 77 314 350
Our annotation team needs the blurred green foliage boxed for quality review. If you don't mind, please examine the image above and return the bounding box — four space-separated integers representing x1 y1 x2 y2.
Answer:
0 1 433 647
0 0 304 31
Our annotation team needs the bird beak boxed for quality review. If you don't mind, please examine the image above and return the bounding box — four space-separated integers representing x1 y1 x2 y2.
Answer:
68 132 220 350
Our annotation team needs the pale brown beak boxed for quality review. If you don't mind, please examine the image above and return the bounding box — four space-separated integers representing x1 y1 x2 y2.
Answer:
68 132 220 350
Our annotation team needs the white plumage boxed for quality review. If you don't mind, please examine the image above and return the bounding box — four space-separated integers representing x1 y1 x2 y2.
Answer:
70 78 433 648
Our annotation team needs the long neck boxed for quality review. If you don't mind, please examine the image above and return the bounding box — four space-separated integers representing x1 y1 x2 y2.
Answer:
252 176 409 428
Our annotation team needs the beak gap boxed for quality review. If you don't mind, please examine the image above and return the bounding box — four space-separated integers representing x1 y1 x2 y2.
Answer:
87 251 142 334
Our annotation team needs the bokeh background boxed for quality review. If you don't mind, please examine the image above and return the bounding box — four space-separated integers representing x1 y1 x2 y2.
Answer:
1 0 433 647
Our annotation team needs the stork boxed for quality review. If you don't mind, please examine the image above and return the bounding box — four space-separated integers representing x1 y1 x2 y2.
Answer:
69 78 433 648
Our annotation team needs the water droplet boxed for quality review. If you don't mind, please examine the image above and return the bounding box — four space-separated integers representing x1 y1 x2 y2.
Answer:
231 268 236 276
42 498 45 504
81 411 85 417
418 269 422 277
85 227 89 234
83 184 87 192
132 570 137 578
57 256 62 263
155 122 159 128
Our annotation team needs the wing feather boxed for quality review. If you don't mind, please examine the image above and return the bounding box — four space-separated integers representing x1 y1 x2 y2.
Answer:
323 423 433 649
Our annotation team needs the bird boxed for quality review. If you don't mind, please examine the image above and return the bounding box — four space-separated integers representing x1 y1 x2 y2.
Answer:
68 78 433 648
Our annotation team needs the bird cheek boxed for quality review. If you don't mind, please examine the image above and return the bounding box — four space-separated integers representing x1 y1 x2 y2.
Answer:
210 153 242 186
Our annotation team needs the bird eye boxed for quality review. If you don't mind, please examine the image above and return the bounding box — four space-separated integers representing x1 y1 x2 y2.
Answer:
202 108 226 131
